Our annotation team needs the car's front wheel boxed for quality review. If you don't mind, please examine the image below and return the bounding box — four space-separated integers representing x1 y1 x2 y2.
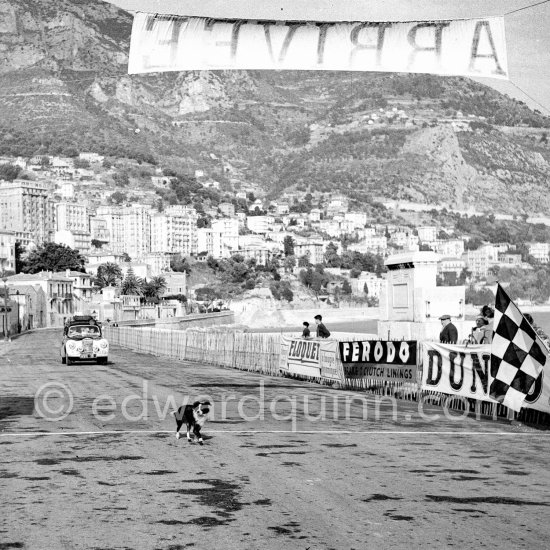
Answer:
61 356 66 364
97 357 108 364
66 356 73 366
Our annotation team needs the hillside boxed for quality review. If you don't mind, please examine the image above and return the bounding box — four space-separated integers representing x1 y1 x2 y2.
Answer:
0 0 549 213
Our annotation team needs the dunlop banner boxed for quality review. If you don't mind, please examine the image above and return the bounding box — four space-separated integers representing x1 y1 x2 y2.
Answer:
129 14 508 79
523 360 550 414
422 342 497 402
280 336 343 382
340 340 417 382
423 342 550 412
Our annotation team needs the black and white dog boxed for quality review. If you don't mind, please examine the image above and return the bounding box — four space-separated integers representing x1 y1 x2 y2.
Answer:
171 401 211 445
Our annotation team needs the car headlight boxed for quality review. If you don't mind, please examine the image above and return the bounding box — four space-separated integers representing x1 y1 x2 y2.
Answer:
67 341 76 350
99 340 109 349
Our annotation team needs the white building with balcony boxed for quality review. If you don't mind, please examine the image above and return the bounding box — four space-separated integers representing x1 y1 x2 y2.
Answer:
246 215 274 234
151 206 198 257
417 225 438 242
528 242 550 263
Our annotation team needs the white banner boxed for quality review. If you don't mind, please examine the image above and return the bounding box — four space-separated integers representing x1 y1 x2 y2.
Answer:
280 336 343 382
422 342 550 413
129 14 508 79
422 342 496 402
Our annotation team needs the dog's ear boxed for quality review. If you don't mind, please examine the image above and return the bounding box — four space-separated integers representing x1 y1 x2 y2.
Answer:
202 401 212 406
192 401 201 408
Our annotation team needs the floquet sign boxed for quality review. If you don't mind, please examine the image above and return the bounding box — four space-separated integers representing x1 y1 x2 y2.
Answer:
128 14 508 79
280 336 344 381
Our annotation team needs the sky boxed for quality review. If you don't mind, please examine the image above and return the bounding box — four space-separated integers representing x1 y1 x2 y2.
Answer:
106 0 550 114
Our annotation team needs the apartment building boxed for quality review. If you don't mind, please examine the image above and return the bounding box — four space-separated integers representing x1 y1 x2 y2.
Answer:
349 235 388 254
122 205 152 258
95 206 124 254
344 212 368 228
197 228 223 258
417 225 438 242
247 215 274 234
0 180 55 245
463 246 494 278
150 205 197 257
432 239 465 258
218 202 235 217
54 230 91 254
528 242 550 263
56 202 89 232
294 240 325 265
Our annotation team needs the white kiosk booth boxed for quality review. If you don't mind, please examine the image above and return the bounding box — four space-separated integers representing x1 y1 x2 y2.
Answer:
378 251 468 342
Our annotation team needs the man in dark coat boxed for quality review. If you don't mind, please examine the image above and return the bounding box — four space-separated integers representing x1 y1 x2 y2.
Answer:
439 314 458 344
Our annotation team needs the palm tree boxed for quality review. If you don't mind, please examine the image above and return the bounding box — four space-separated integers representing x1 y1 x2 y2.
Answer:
93 262 123 290
142 275 167 300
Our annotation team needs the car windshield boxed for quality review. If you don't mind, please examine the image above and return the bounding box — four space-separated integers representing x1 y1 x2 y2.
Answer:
67 325 101 338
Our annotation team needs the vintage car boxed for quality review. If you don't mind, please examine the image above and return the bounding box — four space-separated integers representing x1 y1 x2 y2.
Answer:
60 315 109 365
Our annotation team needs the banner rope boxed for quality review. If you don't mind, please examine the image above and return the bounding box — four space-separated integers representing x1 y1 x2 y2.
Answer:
505 0 550 16
507 80 550 115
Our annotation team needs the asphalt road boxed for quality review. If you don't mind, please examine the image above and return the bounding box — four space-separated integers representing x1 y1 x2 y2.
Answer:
1 330 549 550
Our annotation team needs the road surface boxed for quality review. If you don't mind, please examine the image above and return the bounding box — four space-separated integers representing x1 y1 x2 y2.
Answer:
1 330 549 549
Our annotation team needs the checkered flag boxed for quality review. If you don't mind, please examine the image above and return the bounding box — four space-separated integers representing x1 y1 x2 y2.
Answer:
490 284 547 412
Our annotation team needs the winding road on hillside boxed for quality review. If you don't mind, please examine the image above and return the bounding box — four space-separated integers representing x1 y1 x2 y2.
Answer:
1 330 549 550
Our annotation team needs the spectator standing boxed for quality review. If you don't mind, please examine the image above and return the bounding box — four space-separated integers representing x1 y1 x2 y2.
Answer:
439 314 458 344
302 322 311 339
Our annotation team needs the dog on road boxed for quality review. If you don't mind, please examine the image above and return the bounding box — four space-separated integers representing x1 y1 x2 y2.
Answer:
171 401 211 445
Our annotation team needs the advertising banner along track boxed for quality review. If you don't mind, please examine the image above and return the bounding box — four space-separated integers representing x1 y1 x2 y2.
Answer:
421 342 550 413
339 340 417 382
280 336 344 382
129 13 508 79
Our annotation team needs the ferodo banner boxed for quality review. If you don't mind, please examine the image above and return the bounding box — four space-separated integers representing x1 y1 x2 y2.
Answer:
339 340 417 382
128 14 508 79
280 336 343 382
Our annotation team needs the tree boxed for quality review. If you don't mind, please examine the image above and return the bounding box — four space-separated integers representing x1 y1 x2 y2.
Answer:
109 191 127 205
113 171 130 186
73 158 90 169
465 287 495 306
297 255 310 268
195 286 221 301
324 242 341 267
0 164 22 182
121 252 131 263
91 239 103 249
22 243 86 273
93 263 123 290
142 275 167 300
342 279 352 295
14 241 24 274
283 236 295 257
121 267 142 295
170 254 192 274
283 255 296 273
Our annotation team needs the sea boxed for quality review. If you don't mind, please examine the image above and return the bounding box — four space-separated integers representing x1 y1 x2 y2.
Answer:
251 311 550 337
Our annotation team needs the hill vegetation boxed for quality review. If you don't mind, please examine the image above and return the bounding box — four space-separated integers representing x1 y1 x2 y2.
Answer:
0 0 549 214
